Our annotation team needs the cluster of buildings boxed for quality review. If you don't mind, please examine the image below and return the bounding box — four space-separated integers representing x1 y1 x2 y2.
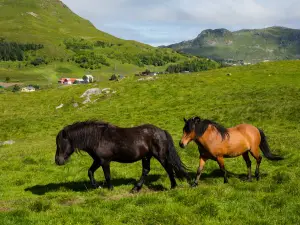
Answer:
58 75 94 85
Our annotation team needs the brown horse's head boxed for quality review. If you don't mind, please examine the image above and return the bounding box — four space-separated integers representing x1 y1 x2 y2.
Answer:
179 117 201 148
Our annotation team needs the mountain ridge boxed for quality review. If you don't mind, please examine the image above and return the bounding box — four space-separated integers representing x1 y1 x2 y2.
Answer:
164 26 300 63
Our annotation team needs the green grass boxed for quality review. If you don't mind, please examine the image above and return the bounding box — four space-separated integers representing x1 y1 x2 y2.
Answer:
1 60 300 224
0 60 170 85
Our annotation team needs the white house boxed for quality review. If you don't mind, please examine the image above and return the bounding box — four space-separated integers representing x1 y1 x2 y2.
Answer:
21 86 35 92
83 75 94 83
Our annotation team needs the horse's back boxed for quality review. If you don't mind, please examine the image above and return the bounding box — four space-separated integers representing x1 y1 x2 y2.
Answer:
232 124 261 148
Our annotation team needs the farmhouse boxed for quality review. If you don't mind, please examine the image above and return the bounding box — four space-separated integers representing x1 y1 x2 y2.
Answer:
83 74 94 83
21 86 35 92
58 78 77 84
58 75 94 85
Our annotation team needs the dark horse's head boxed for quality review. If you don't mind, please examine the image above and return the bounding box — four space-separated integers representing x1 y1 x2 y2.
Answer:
179 117 201 148
55 129 74 166
55 121 111 165
179 116 229 148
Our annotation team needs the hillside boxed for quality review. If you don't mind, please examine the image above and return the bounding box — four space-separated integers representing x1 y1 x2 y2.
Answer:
165 26 300 63
1 60 300 224
0 0 187 76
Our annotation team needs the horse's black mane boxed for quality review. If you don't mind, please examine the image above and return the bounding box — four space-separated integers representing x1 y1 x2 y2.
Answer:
195 119 229 140
184 117 229 140
63 120 112 131
58 120 115 150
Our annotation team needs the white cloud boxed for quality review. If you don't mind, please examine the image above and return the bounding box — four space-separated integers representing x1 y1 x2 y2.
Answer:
61 0 300 46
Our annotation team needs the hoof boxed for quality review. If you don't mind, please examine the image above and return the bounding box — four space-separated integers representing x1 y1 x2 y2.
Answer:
91 183 101 189
108 185 114 191
191 182 198 187
171 184 177 189
130 186 141 193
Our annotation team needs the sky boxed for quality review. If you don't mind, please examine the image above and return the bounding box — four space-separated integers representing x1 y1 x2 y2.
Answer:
61 0 300 46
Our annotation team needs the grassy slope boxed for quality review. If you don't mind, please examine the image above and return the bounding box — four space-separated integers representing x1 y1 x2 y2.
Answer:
0 0 186 83
1 61 300 224
168 27 300 62
0 0 119 59
0 60 168 85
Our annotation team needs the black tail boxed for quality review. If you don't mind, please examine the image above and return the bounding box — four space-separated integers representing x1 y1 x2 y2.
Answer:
259 129 283 160
164 130 190 181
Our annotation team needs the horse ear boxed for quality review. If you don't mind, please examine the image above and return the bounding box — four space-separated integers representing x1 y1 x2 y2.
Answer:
194 117 201 123
62 130 68 139
183 118 187 123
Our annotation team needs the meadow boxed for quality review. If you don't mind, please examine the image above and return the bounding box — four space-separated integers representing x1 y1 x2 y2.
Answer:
1 61 300 224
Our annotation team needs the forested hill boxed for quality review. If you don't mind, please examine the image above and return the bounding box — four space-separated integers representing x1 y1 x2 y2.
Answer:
0 0 187 69
164 27 300 63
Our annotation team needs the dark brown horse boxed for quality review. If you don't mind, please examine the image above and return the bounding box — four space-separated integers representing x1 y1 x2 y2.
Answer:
55 121 189 192
179 117 283 186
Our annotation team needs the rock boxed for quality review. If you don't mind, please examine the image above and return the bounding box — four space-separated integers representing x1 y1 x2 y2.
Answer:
0 140 15 146
137 77 158 81
80 88 102 98
102 88 111 94
226 73 232 76
26 12 38 17
82 97 91 104
56 103 64 109
73 103 79 108
81 88 102 104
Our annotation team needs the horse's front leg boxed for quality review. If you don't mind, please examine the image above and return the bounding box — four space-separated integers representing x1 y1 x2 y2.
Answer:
192 156 207 187
102 162 113 190
88 160 102 188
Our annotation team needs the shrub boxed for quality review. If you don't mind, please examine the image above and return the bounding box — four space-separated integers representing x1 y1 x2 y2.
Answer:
31 57 46 66
12 85 20 92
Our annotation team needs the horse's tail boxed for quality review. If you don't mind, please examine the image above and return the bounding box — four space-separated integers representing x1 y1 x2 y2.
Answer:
164 130 190 181
259 129 283 160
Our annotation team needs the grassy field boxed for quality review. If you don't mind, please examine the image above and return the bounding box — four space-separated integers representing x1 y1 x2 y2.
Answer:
0 60 170 86
1 61 300 224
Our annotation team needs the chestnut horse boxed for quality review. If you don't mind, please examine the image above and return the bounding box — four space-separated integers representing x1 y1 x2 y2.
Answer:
179 117 283 186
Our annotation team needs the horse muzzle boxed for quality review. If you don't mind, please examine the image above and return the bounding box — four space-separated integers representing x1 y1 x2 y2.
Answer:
55 156 65 166
179 141 186 149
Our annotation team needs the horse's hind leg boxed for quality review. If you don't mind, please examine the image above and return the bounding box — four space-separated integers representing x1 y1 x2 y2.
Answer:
155 157 177 189
131 156 151 193
216 157 228 183
88 160 102 188
249 148 262 180
102 162 113 190
163 161 177 189
242 152 252 181
249 147 262 180
255 156 262 180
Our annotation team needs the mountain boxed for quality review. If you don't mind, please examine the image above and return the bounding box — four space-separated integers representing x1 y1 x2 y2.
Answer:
0 0 186 69
164 27 300 63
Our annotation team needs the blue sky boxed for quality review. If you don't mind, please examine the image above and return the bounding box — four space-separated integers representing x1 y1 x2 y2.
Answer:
61 0 300 46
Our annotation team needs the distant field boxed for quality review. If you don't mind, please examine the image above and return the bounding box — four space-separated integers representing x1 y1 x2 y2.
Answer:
0 60 170 86
0 61 300 224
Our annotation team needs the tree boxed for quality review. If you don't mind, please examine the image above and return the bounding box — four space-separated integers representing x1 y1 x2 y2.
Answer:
5 77 10 82
31 57 46 66
12 85 20 92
